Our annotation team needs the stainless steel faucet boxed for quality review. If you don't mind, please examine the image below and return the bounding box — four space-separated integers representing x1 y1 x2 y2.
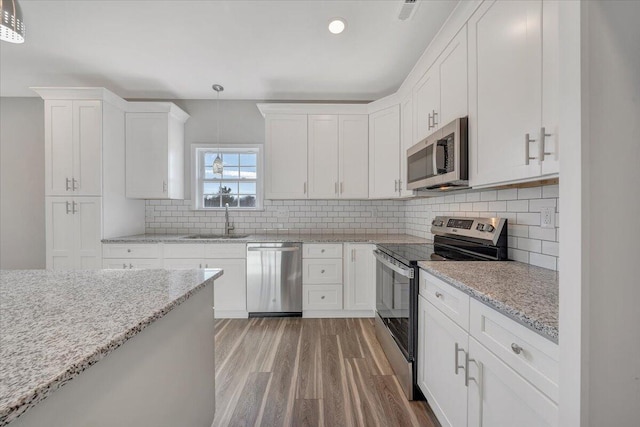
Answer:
224 203 235 236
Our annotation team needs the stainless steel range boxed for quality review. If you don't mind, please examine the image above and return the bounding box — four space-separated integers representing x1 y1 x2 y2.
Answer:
374 216 508 400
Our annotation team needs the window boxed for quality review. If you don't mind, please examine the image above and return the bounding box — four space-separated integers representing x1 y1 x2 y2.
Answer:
193 145 262 210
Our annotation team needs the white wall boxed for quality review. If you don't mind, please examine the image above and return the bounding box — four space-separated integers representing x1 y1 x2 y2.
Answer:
0 97 46 269
583 1 640 425
169 99 265 198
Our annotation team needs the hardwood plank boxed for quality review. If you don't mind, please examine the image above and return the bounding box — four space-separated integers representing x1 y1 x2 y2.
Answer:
356 318 394 376
296 318 324 399
344 358 385 427
372 375 423 427
320 334 356 427
292 399 322 427
337 318 365 359
227 372 271 427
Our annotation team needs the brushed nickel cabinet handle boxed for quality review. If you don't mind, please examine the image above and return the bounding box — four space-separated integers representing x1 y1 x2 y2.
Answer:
525 133 537 165
455 343 466 375
129 263 133 269
72 178 78 191
340 182 344 194
162 181 167 192
351 248 355 262
123 263 127 269
66 178 71 191
539 127 553 162
304 182 307 194
335 182 338 194
72 201 77 214
66 201 71 214
199 263 202 268
432 110 438 128
428 113 433 130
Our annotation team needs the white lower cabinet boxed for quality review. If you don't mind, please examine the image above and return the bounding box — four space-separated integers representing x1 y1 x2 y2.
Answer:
46 197 102 269
418 269 558 427
302 243 344 314
303 284 343 310
103 258 162 269
343 244 376 312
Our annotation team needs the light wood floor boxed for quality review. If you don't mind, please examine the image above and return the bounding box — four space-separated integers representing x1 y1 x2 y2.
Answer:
213 317 439 427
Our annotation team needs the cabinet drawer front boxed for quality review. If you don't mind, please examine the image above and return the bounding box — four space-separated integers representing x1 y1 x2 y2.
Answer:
469 299 559 402
102 258 162 269
303 285 343 310
102 244 160 259
420 270 470 331
303 244 343 258
303 259 343 284
204 243 246 259
163 244 205 259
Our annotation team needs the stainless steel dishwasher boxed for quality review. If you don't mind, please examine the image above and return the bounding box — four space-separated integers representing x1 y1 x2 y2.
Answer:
246 242 302 317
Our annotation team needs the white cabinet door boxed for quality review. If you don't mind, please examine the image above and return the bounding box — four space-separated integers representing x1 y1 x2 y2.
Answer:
541 0 559 176
418 297 469 427
209 258 247 316
73 101 102 196
308 115 339 199
400 95 415 197
343 244 375 311
126 113 169 199
339 115 369 198
163 258 205 269
369 105 401 199
414 67 440 142
74 197 102 269
45 197 76 269
438 27 468 127
265 114 308 199
467 337 558 427
45 101 74 196
469 0 543 186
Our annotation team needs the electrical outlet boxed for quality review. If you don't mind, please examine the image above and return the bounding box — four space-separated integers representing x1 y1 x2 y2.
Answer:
541 207 555 229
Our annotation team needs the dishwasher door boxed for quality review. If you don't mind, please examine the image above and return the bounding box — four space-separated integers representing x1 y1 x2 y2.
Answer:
246 242 302 316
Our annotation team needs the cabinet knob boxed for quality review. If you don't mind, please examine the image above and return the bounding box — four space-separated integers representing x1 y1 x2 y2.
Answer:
321 249 325 253
321 296 325 300
321 269 325 274
435 291 443 298
511 343 523 355
129 263 133 269
127 249 132 253
123 263 127 269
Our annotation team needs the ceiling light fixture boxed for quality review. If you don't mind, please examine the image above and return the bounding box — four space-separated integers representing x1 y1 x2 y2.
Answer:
0 0 25 43
212 84 224 175
328 18 346 35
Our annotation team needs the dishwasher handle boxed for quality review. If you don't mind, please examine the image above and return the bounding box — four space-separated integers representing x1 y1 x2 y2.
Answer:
248 247 300 252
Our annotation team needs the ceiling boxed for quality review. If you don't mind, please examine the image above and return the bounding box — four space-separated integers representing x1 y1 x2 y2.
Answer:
0 0 458 100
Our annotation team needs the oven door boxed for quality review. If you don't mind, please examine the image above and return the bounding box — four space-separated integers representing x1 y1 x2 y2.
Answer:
374 250 414 359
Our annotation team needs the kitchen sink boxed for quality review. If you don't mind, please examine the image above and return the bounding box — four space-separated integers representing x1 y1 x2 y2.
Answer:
183 234 250 240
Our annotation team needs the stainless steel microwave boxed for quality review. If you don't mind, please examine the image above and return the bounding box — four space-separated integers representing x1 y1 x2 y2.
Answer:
406 117 469 191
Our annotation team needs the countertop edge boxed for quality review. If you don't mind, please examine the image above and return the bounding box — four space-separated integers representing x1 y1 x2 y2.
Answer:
0 269 223 426
418 263 559 343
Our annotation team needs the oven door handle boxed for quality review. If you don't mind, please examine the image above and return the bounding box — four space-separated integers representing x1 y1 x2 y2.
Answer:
373 250 414 279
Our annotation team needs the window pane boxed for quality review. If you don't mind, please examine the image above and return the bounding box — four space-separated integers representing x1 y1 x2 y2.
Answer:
239 195 256 207
239 167 256 179
239 153 256 166
204 195 221 208
239 182 256 194
219 183 238 194
222 153 239 166
203 182 221 195
204 166 214 179
222 167 240 179
221 194 238 207
204 152 216 166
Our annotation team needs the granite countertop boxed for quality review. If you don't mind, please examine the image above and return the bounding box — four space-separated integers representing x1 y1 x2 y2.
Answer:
0 268 222 426
417 261 559 342
102 233 430 245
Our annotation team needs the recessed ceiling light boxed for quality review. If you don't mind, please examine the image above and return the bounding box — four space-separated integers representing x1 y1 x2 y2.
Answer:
328 18 346 35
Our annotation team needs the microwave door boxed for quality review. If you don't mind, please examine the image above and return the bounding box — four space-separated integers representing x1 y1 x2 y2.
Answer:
407 140 436 187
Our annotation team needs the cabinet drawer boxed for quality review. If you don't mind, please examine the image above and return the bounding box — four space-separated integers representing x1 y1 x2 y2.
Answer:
303 259 343 284
102 258 162 269
163 258 203 269
420 269 470 331
163 244 205 259
469 299 559 402
303 244 343 258
205 243 246 259
102 244 160 259
303 285 343 310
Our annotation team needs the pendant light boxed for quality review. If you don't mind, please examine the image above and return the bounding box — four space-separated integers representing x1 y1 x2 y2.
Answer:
212 84 224 175
0 0 25 43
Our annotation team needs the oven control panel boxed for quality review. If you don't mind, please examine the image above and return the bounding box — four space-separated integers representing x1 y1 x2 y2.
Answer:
431 216 506 244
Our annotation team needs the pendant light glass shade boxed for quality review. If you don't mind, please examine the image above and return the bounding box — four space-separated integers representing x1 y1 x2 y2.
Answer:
0 0 25 44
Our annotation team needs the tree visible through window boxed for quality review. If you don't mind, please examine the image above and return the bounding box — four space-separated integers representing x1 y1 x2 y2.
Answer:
197 148 260 209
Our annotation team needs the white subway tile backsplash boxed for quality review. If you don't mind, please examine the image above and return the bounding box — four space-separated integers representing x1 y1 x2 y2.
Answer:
516 212 541 226
517 237 542 253
507 200 529 212
528 198 557 212
518 187 542 199
530 253 557 270
497 188 518 200
542 241 559 257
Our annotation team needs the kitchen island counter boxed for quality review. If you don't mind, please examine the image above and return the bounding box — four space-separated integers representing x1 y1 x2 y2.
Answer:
0 268 222 426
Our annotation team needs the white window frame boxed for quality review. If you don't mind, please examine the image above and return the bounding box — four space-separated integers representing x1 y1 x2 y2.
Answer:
191 143 263 210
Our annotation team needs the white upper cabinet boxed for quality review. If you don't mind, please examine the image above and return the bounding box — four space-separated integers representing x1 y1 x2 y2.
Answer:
126 104 188 199
400 94 415 197
541 0 559 176
369 105 401 199
469 0 558 187
44 100 102 196
265 114 308 199
308 115 339 198
338 115 369 198
414 26 468 143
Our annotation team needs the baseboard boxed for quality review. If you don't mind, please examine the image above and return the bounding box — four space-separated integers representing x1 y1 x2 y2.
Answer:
303 310 375 318
214 310 248 319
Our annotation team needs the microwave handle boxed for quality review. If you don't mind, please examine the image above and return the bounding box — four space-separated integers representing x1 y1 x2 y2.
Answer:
433 142 438 175
373 250 414 279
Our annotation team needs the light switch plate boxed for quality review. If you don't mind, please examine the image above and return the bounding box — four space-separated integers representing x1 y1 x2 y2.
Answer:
541 207 555 229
